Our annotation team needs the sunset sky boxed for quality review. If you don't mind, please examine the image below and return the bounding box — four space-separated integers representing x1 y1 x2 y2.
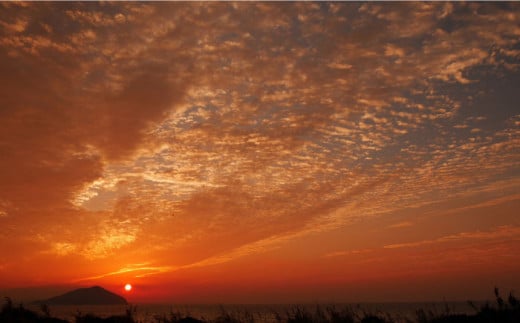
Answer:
1 2 519 304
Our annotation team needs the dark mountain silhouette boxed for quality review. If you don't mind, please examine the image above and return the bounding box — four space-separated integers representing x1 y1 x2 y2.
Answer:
38 286 127 305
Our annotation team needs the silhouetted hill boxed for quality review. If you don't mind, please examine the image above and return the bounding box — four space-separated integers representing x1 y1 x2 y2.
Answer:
39 286 127 305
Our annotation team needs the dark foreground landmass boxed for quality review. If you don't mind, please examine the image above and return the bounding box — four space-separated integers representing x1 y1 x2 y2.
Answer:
1 289 519 323
35 286 128 306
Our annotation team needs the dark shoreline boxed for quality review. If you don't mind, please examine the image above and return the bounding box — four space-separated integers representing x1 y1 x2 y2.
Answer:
2 289 519 323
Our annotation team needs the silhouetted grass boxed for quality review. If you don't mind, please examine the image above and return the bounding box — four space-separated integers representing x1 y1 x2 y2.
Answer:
415 288 520 323
282 304 414 323
1 288 519 323
0 297 68 323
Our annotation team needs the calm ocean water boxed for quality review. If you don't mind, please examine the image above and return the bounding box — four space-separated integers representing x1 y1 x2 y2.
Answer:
25 302 481 323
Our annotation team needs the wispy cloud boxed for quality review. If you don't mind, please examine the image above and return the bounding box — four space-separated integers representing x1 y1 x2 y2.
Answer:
323 249 373 258
384 226 520 249
76 263 174 282
388 221 414 229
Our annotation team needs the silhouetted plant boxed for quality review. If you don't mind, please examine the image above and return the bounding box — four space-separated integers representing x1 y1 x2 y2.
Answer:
0 298 68 323
286 306 313 323
466 300 478 313
41 303 51 317
326 305 355 323
508 291 519 308
3 297 13 311
273 310 283 323
212 307 246 323
494 287 504 309
152 308 205 323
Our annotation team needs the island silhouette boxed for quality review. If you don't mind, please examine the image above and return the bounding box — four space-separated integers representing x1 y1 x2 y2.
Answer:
36 286 127 306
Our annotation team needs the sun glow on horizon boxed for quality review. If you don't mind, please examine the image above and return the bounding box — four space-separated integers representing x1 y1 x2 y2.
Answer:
124 284 132 292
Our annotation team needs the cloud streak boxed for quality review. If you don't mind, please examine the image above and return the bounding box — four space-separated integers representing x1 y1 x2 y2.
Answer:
384 226 520 249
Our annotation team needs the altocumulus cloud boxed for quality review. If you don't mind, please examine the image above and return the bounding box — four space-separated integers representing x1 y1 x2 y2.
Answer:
0 2 519 283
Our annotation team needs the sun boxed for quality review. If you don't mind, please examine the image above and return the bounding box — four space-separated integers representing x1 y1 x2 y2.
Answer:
124 283 132 292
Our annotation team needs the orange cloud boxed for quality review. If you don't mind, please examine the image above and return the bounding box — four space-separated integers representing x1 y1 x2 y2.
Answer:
0 3 519 302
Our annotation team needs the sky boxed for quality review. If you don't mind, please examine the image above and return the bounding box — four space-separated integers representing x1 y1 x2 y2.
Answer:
0 2 519 304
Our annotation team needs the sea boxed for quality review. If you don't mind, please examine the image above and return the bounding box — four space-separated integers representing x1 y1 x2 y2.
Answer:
24 301 482 323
